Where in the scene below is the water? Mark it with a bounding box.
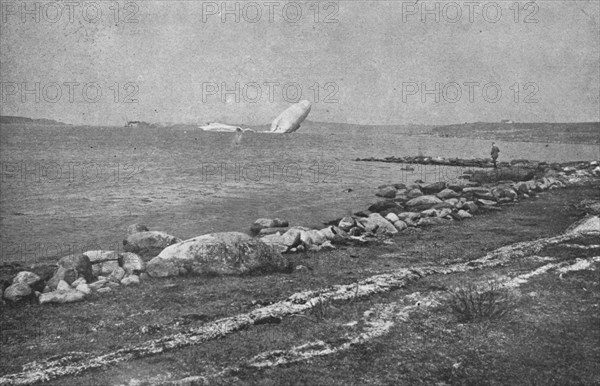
[1,124,598,263]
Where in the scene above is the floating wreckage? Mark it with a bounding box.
[270,100,312,133]
[199,122,254,133]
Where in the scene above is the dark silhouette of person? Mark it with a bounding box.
[491,142,500,168]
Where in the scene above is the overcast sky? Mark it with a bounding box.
[1,1,598,126]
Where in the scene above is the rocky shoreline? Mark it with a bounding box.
[2,157,599,306]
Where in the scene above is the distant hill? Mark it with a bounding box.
[430,122,600,145]
[0,116,68,125]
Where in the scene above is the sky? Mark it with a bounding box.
[1,0,598,126]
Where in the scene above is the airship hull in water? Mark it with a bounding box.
[270,100,312,133]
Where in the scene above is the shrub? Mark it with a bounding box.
[446,281,517,323]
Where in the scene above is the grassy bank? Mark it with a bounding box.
[1,182,599,385]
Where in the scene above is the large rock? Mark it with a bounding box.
[437,188,460,199]
[393,220,408,231]
[261,228,302,252]
[39,289,86,304]
[358,213,398,235]
[12,271,42,290]
[100,260,120,276]
[492,186,518,200]
[83,250,119,264]
[47,254,93,290]
[406,195,442,209]
[123,231,182,258]
[119,252,146,274]
[300,229,327,246]
[385,213,400,223]
[121,275,140,286]
[457,210,473,219]
[338,216,356,231]
[407,188,423,198]
[376,186,396,198]
[420,181,446,194]
[147,232,289,277]
[565,215,600,235]
[108,267,126,282]
[3,283,32,302]
[145,258,180,278]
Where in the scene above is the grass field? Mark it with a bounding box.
[1,181,598,385]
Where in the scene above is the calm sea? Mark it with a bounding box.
[1,124,598,263]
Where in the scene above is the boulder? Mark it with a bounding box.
[108,267,126,282]
[446,182,464,192]
[3,283,32,302]
[39,289,86,304]
[58,254,93,282]
[147,232,289,277]
[385,213,400,223]
[376,186,396,198]
[71,277,86,287]
[457,210,473,219]
[420,181,446,194]
[463,201,479,213]
[393,220,408,231]
[437,208,453,218]
[492,187,518,200]
[437,188,460,199]
[358,213,398,235]
[12,271,42,290]
[88,279,108,291]
[119,252,146,275]
[514,181,529,194]
[565,215,600,235]
[56,280,71,291]
[406,195,442,209]
[338,216,356,231]
[407,188,423,198]
[83,250,119,264]
[123,231,182,258]
[75,283,91,295]
[260,228,302,253]
[128,223,149,234]
[477,199,497,206]
[121,275,140,286]
[300,229,327,246]
[444,198,460,207]
[47,254,93,291]
[421,209,438,217]
[100,260,120,276]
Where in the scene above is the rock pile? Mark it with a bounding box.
[2,159,598,305]
[257,160,599,252]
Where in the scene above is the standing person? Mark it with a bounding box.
[491,142,500,168]
[232,127,243,147]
